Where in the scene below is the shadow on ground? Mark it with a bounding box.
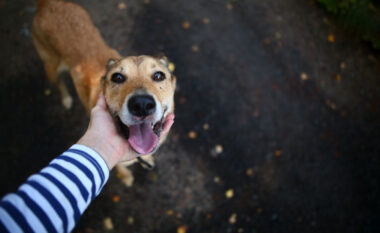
[0,0,379,232]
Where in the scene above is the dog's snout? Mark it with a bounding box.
[128,95,156,117]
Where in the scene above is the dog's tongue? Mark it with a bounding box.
[128,122,158,154]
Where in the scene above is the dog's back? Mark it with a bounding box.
[32,0,120,110]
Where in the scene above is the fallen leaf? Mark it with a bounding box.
[340,62,346,69]
[144,0,150,3]
[177,225,188,233]
[215,145,223,154]
[335,74,341,82]
[167,209,174,216]
[226,3,233,10]
[179,96,186,104]
[274,150,282,157]
[300,72,308,81]
[275,32,281,39]
[168,62,175,72]
[118,2,127,9]
[192,44,200,52]
[225,189,234,199]
[188,130,197,139]
[44,89,51,96]
[182,21,190,29]
[203,123,210,130]
[257,207,263,213]
[238,228,244,233]
[229,213,237,224]
[214,176,221,183]
[202,17,210,24]
[327,34,335,43]
[246,168,254,176]
[112,195,120,203]
[127,216,134,225]
[103,217,113,231]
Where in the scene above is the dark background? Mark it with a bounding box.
[0,0,379,232]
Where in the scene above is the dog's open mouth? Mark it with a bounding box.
[117,117,164,155]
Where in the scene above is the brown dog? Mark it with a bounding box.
[32,0,176,186]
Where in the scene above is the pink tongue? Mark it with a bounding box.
[128,122,159,154]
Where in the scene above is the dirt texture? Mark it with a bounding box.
[0,0,379,233]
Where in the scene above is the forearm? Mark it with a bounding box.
[0,144,109,233]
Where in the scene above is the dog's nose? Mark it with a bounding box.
[128,95,156,117]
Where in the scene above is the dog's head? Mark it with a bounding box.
[102,55,176,155]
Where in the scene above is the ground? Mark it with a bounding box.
[0,0,379,232]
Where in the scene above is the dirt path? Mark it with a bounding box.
[0,0,378,232]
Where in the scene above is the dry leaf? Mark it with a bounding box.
[167,209,174,216]
[168,62,175,72]
[118,2,127,10]
[203,123,210,130]
[182,21,190,29]
[103,217,113,231]
[192,45,200,52]
[327,34,335,43]
[229,213,237,224]
[335,74,342,82]
[340,62,346,69]
[112,195,120,203]
[300,72,308,81]
[274,150,282,157]
[214,176,221,183]
[225,189,234,199]
[246,168,254,176]
[188,131,197,139]
[226,3,233,10]
[44,89,51,96]
[127,216,134,225]
[177,225,188,233]
[202,17,210,24]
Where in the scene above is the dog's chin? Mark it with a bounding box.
[116,117,163,155]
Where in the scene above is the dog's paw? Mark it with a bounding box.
[121,175,134,187]
[62,96,73,110]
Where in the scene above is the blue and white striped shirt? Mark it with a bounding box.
[0,144,110,233]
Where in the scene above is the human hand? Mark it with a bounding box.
[78,95,175,169]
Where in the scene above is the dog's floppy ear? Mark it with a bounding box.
[106,58,118,71]
[154,53,169,68]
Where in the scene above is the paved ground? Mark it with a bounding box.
[0,0,379,232]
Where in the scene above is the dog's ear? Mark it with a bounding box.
[154,53,169,68]
[106,58,118,71]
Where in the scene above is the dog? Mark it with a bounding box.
[32,0,176,186]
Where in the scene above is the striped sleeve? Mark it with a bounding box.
[0,144,110,233]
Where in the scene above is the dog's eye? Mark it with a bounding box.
[111,73,126,83]
[152,71,166,82]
